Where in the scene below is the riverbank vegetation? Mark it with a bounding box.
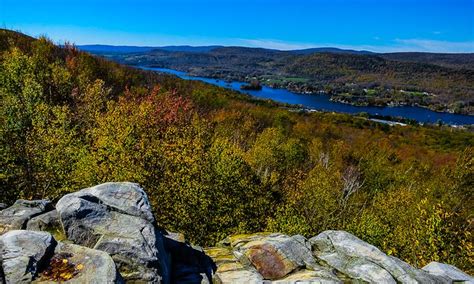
[1,29,473,272]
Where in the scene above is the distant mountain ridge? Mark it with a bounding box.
[381,52,474,70]
[78,44,223,54]
[292,47,375,55]
[78,44,377,55]
[77,44,158,53]
[78,44,474,71]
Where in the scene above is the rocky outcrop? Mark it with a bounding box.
[0,230,120,283]
[1,230,56,282]
[423,262,474,283]
[208,231,473,283]
[0,200,52,235]
[55,182,169,283]
[309,230,449,283]
[0,182,472,283]
[227,233,339,282]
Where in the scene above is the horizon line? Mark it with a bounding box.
[75,43,474,54]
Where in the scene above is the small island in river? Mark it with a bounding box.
[240,80,262,91]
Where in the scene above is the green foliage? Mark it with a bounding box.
[26,104,82,198]
[1,30,473,273]
[246,127,305,186]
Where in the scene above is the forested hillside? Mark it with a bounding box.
[1,29,473,272]
[284,52,474,110]
[381,52,474,70]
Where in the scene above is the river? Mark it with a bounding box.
[141,67,474,125]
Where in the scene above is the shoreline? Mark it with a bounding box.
[181,68,473,117]
[141,65,474,126]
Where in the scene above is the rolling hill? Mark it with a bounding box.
[87,44,474,114]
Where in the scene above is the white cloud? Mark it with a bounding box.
[234,38,386,52]
[234,38,474,53]
[393,39,474,53]
[235,38,316,50]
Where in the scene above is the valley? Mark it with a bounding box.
[142,67,474,125]
[81,45,474,116]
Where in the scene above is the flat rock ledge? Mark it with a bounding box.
[1,182,472,284]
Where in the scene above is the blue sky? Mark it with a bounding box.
[1,0,473,52]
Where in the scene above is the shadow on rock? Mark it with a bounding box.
[163,233,217,284]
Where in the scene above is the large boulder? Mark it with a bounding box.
[0,200,52,235]
[0,230,121,283]
[310,230,449,284]
[422,262,474,283]
[55,182,169,283]
[0,230,56,283]
[67,182,156,223]
[210,233,341,283]
[232,233,339,281]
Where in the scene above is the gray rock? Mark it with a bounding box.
[215,268,263,284]
[71,182,155,223]
[233,233,338,281]
[92,212,166,282]
[0,200,52,235]
[33,242,122,284]
[26,210,61,233]
[205,247,263,284]
[423,262,473,283]
[1,230,122,283]
[0,230,56,283]
[310,230,448,284]
[210,233,341,282]
[0,203,6,210]
[271,269,342,284]
[389,256,451,283]
[164,231,186,243]
[56,182,169,283]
